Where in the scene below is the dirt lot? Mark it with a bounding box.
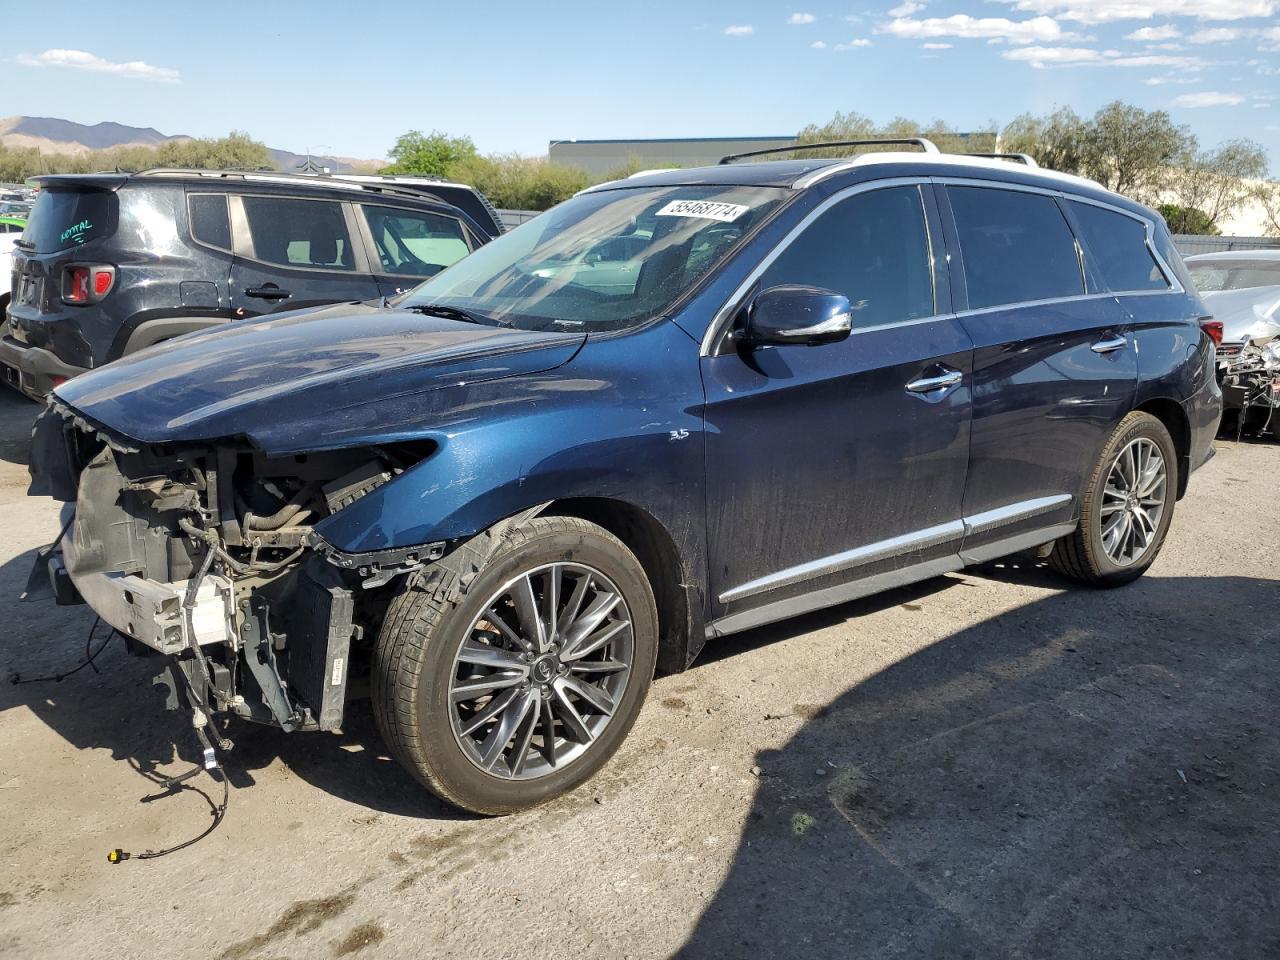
[0,385,1277,960]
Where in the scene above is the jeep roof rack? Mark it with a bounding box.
[719,137,940,164]
[964,152,1039,167]
[135,166,476,204]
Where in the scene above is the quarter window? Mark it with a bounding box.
[361,206,470,277]
[189,193,231,250]
[948,186,1084,310]
[241,196,355,271]
[1068,201,1168,293]
[757,186,935,327]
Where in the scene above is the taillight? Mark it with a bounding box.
[1199,318,1223,346]
[61,264,115,305]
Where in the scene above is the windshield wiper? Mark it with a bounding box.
[403,302,507,327]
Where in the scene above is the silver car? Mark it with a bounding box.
[1187,250,1280,436]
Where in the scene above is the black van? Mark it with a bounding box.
[1,169,498,399]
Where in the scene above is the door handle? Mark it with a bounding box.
[1091,334,1128,354]
[245,285,291,301]
[906,368,963,393]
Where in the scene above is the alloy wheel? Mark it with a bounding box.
[1099,437,1167,567]
[448,562,635,780]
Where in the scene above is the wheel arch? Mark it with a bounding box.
[543,497,700,675]
[1134,397,1190,499]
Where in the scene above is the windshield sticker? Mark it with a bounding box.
[656,200,749,223]
[60,219,93,245]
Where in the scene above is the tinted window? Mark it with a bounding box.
[1068,201,1167,292]
[23,189,115,253]
[758,186,934,327]
[362,206,469,277]
[241,196,354,271]
[948,186,1083,310]
[189,193,231,250]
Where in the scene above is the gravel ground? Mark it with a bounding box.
[0,385,1277,960]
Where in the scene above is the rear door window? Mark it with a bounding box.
[1068,201,1168,293]
[757,185,935,327]
[947,186,1084,310]
[361,206,470,277]
[241,196,355,271]
[23,189,116,253]
[188,193,231,251]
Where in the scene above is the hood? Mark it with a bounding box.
[1202,284,1280,344]
[54,303,585,448]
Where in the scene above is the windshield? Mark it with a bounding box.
[1189,259,1280,293]
[397,185,789,331]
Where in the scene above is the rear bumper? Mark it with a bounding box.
[0,336,86,400]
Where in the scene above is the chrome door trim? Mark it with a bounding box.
[699,177,932,358]
[717,519,964,604]
[963,493,1072,536]
[707,518,1077,639]
[717,493,1074,606]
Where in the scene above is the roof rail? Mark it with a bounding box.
[135,167,472,203]
[964,152,1039,167]
[719,138,940,164]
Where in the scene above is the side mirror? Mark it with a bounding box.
[742,285,852,347]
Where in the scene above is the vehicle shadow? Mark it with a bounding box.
[0,388,37,466]
[675,568,1280,960]
[0,543,472,822]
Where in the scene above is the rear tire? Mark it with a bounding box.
[373,515,658,815]
[1049,411,1178,587]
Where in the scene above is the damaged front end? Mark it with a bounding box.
[26,399,440,734]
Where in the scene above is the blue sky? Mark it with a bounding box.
[2,0,1277,170]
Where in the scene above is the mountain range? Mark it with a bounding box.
[0,115,383,173]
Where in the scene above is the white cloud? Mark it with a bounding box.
[889,0,926,14]
[922,41,954,47]
[1143,73,1196,82]
[880,13,1068,43]
[994,0,1276,24]
[788,12,817,24]
[835,37,874,49]
[811,39,828,48]
[1188,26,1242,40]
[723,24,755,36]
[1171,90,1246,105]
[1002,44,1206,66]
[1125,24,1182,39]
[14,48,179,83]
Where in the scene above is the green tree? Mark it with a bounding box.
[381,130,478,176]
[1000,107,1090,173]
[1165,138,1268,230]
[1080,101,1192,201]
[1157,203,1220,235]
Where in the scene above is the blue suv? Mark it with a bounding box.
[27,140,1221,814]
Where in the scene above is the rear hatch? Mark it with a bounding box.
[7,179,122,366]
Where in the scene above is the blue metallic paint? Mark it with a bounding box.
[39,156,1223,672]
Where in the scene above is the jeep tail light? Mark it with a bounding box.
[61,264,116,305]
[1199,318,1223,346]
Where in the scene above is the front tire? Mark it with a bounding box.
[373,515,658,815]
[1049,411,1178,587]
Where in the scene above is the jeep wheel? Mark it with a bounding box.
[373,515,658,815]
[1049,411,1178,587]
